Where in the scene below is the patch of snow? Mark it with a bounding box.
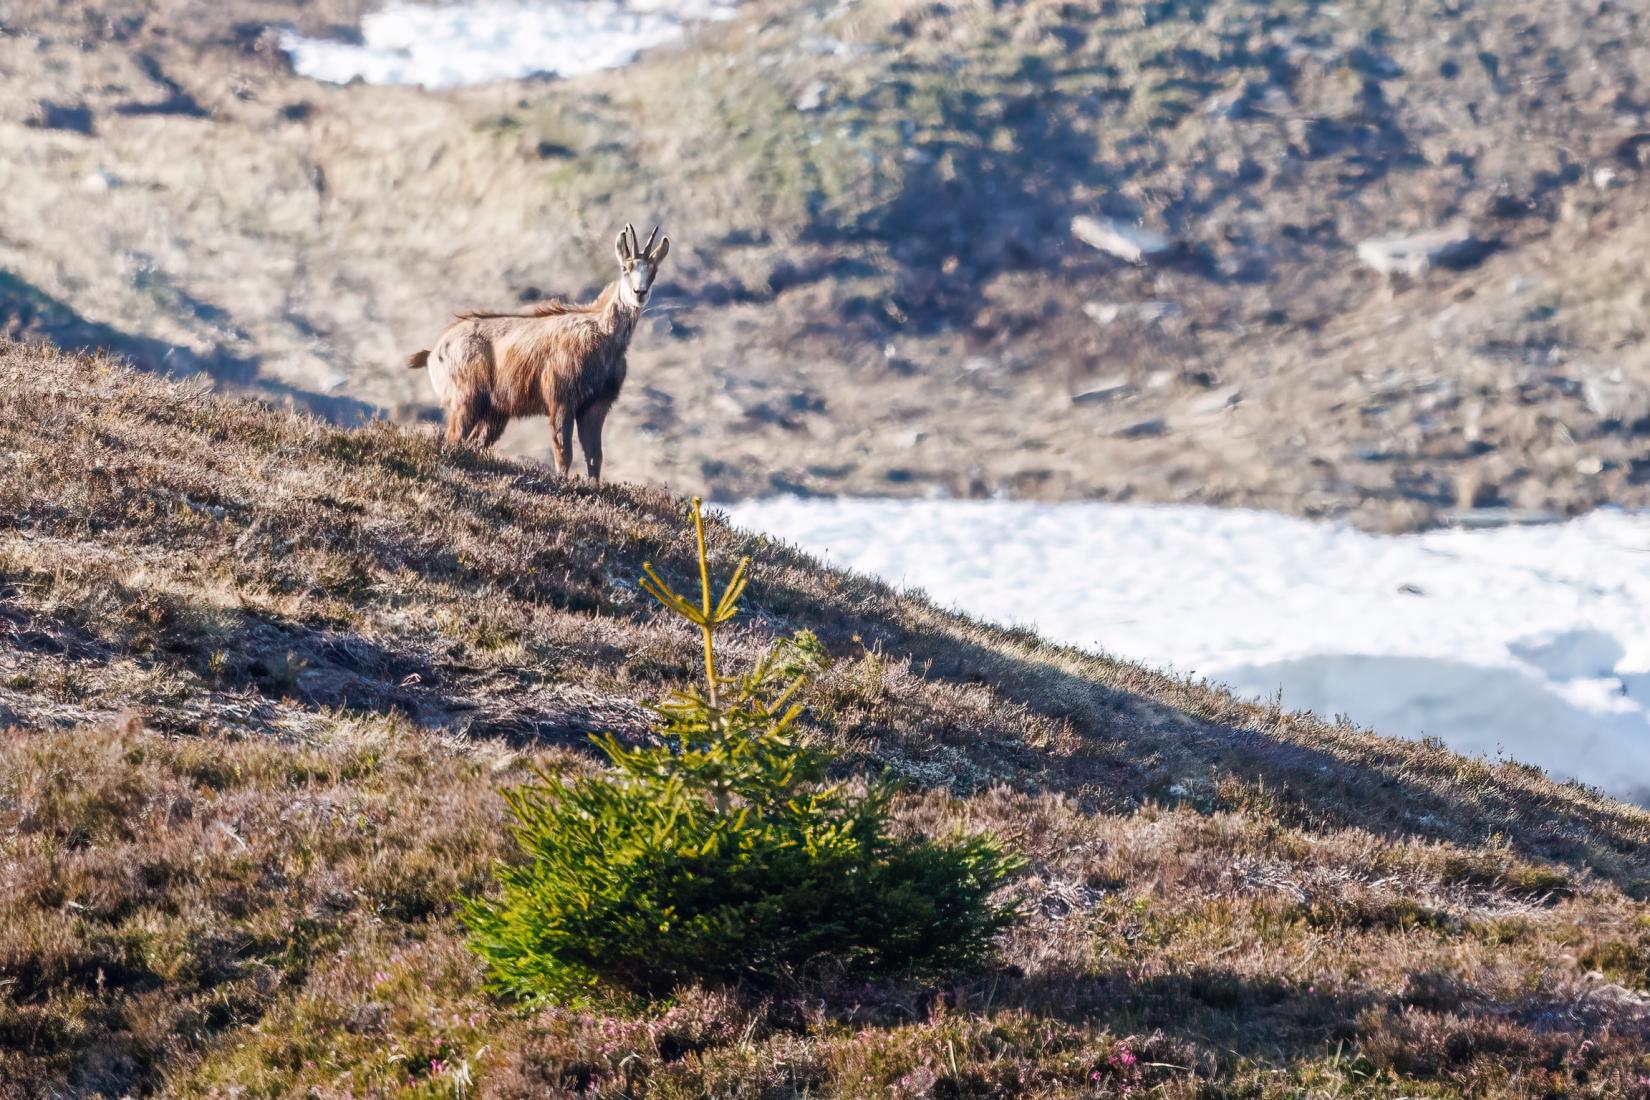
[281,0,740,89]
[720,499,1650,802]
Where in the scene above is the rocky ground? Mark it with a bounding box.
[3,0,1650,528]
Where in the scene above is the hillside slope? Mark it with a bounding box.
[3,341,1650,1096]
[5,0,1650,528]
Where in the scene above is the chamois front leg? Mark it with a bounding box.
[548,403,576,477]
[575,400,612,484]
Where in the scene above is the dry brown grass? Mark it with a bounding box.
[3,341,1650,1097]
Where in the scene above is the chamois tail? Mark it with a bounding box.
[405,349,430,370]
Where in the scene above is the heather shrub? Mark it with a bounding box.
[463,500,1020,1003]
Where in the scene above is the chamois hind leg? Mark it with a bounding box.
[446,391,491,446]
[547,403,576,477]
[575,400,613,484]
[469,412,508,449]
[444,400,476,445]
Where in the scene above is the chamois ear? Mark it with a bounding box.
[649,235,670,264]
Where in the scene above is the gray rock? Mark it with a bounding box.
[1083,300,1182,326]
[1071,376,1136,406]
[1184,386,1242,415]
[1357,226,1492,278]
[1579,364,1650,422]
[1116,418,1168,439]
[1071,216,1174,264]
[794,80,827,112]
[81,169,121,193]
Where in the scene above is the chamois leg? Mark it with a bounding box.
[445,403,475,445]
[548,403,576,477]
[575,400,612,484]
[469,412,508,449]
[446,392,490,446]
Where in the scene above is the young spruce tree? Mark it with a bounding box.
[463,499,1020,1004]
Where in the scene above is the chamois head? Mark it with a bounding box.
[615,222,670,307]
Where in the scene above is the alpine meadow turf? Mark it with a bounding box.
[3,341,1650,1097]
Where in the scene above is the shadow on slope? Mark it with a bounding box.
[0,269,376,422]
[819,57,1112,332]
[1218,652,1650,805]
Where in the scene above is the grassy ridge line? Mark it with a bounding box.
[2,339,1649,1096]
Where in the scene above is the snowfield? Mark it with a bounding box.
[722,499,1650,803]
[281,0,739,88]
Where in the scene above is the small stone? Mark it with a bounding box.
[1356,225,1492,278]
[1083,300,1181,326]
[1071,376,1136,406]
[1071,216,1174,264]
[1579,364,1649,422]
[1116,418,1168,439]
[1185,386,1242,415]
[81,169,121,192]
[798,36,851,57]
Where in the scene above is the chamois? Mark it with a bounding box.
[405,223,670,482]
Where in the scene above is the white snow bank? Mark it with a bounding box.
[720,499,1650,802]
[281,0,739,89]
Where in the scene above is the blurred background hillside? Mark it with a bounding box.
[5,0,1650,530]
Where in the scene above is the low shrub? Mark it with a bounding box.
[462,500,1021,1003]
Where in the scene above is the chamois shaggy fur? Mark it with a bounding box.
[406,223,669,482]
